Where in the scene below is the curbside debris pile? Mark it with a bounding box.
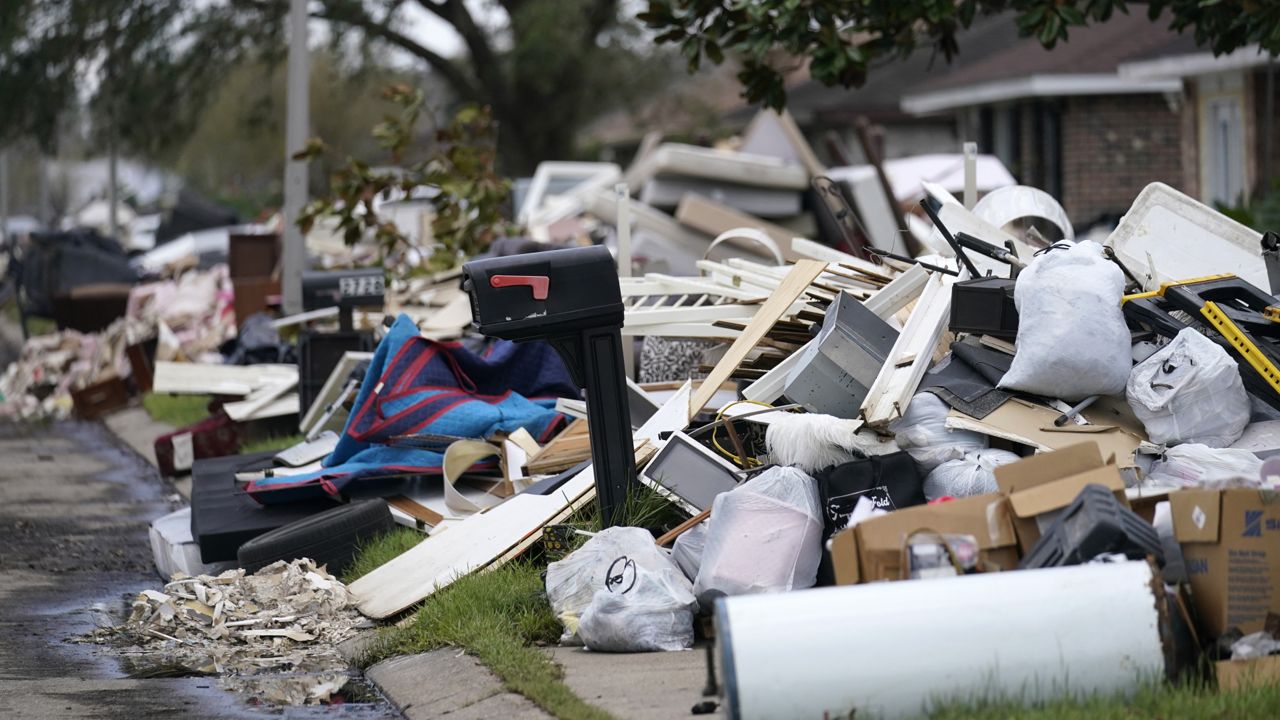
[23,113,1280,716]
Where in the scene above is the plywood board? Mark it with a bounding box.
[352,452,633,619]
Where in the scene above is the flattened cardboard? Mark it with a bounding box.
[947,397,1145,468]
[994,442,1130,554]
[1170,488,1280,638]
[1216,656,1280,692]
[831,493,1017,585]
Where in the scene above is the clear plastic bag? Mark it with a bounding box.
[670,521,707,583]
[693,466,823,606]
[545,526,696,648]
[1145,443,1263,489]
[922,448,1021,501]
[890,393,988,471]
[998,241,1131,401]
[1126,328,1250,447]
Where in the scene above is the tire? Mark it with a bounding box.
[237,499,395,577]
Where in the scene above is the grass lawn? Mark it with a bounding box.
[141,393,213,427]
[1,299,56,337]
[925,680,1280,719]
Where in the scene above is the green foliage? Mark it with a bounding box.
[361,560,613,720]
[174,51,408,217]
[639,0,1280,110]
[341,527,423,584]
[141,393,212,428]
[297,86,516,273]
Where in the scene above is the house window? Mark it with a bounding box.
[1197,72,1247,207]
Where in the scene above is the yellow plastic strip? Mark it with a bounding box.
[1200,301,1280,395]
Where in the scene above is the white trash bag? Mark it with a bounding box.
[1145,444,1263,489]
[1126,328,1249,447]
[546,526,695,650]
[998,240,1131,401]
[890,393,987,471]
[670,521,708,583]
[923,448,1021,501]
[694,466,823,606]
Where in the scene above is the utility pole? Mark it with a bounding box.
[281,0,310,314]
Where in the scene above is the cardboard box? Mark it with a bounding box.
[1169,488,1280,638]
[994,442,1129,555]
[830,493,1018,584]
[1215,656,1280,692]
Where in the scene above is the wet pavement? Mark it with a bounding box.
[0,420,399,719]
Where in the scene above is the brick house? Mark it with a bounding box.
[897,13,1278,228]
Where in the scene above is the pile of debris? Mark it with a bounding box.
[33,111,1280,715]
[87,559,365,705]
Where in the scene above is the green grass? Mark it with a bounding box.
[1,299,56,337]
[922,679,1280,719]
[142,393,213,427]
[240,433,306,454]
[361,560,612,720]
[345,486,684,719]
[342,527,424,585]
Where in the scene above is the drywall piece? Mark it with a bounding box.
[676,195,801,260]
[861,271,957,427]
[1105,181,1265,290]
[298,351,373,436]
[642,177,802,217]
[739,109,825,179]
[152,361,297,396]
[716,561,1167,719]
[224,392,300,422]
[223,378,297,421]
[350,468,597,618]
[690,261,828,416]
[624,143,809,191]
[586,188,712,256]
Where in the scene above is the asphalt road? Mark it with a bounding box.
[0,419,395,719]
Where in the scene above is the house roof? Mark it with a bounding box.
[730,14,1025,127]
[901,12,1198,114]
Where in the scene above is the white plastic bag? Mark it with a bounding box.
[694,466,823,606]
[998,241,1131,401]
[545,526,696,648]
[1126,328,1249,447]
[922,448,1021,501]
[1145,444,1263,489]
[890,393,987,470]
[670,521,707,583]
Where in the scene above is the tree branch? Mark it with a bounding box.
[412,0,508,102]
[315,1,483,101]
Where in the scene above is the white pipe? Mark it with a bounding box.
[715,561,1168,720]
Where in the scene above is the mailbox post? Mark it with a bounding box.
[462,245,635,527]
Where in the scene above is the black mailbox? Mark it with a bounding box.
[462,245,634,526]
[302,268,386,311]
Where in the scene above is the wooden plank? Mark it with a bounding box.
[690,260,827,416]
[655,508,711,547]
[387,496,445,527]
[860,271,957,427]
[351,441,660,619]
